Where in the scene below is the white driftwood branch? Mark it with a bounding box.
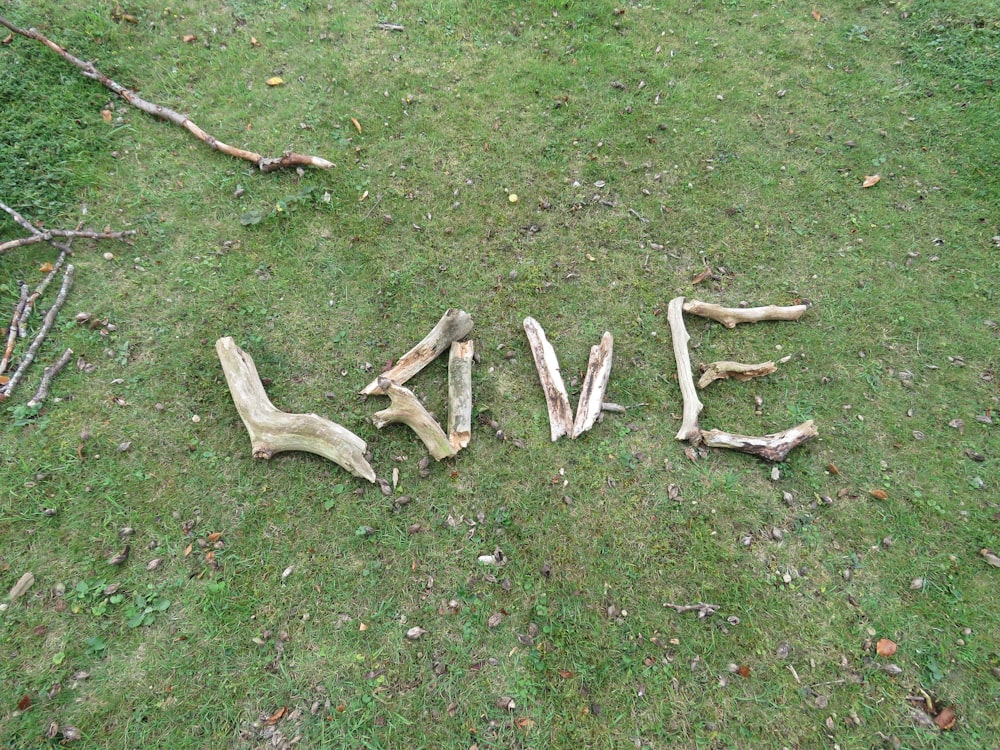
[371,376,457,460]
[698,360,777,389]
[682,300,808,328]
[360,308,473,395]
[215,337,376,481]
[447,340,474,451]
[701,420,818,462]
[523,316,574,441]
[572,331,614,438]
[667,297,703,443]
[0,228,134,255]
[0,16,333,173]
[1,265,74,399]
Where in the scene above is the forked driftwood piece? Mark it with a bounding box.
[667,297,703,443]
[360,309,473,396]
[215,337,376,481]
[698,360,777,389]
[0,16,333,173]
[447,340,474,451]
[27,347,74,408]
[701,420,818,462]
[663,601,721,619]
[1,265,75,399]
[683,299,808,328]
[371,376,457,460]
[523,316,574,441]
[572,332,614,438]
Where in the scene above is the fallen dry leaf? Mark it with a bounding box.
[862,174,881,188]
[405,626,427,640]
[107,545,130,566]
[264,706,287,725]
[206,531,223,543]
[934,705,957,730]
[17,694,31,711]
[690,268,712,285]
[2,33,14,45]
[182,34,197,43]
[737,665,751,678]
[869,489,889,500]
[351,117,362,134]
[39,261,54,273]
[514,716,535,731]
[980,548,1000,568]
[101,109,113,124]
[250,36,260,47]
[876,638,897,657]
[811,10,822,21]
[265,76,285,86]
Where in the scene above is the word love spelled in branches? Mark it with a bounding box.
[217,300,816,483]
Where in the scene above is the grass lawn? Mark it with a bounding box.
[1,0,998,747]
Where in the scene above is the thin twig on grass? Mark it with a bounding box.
[0,265,74,399]
[27,347,74,407]
[1,284,29,375]
[0,15,335,173]
[0,228,134,255]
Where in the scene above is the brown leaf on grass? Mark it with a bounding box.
[690,268,712,285]
[39,261,55,273]
[182,34,197,43]
[862,174,881,188]
[266,76,285,86]
[934,705,957,730]
[250,36,261,47]
[2,33,14,45]
[558,669,574,678]
[101,109,113,124]
[0,375,9,386]
[17,694,31,711]
[876,638,897,657]
[737,665,751,678]
[826,462,840,475]
[351,117,362,134]
[107,546,130,565]
[264,706,287,725]
[514,716,535,731]
[980,549,1000,568]
[183,542,193,556]
[869,489,889,500]
[206,531,223,543]
[811,10,822,21]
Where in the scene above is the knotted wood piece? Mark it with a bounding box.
[572,331,614,438]
[682,300,808,328]
[697,360,777,389]
[360,309,473,396]
[447,340,474,451]
[215,337,375,481]
[667,297,704,443]
[701,420,818,462]
[522,316,574,441]
[371,376,456,461]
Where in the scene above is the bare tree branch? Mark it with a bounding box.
[0,228,134,255]
[0,15,334,173]
[27,347,74,407]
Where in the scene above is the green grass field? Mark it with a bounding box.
[2,1,998,747]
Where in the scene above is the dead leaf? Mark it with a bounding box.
[206,531,223,543]
[487,612,503,628]
[690,268,712,285]
[558,669,574,678]
[351,117,362,134]
[0,375,9,386]
[980,549,1000,568]
[811,10,822,21]
[264,706,287,725]
[876,638,897,657]
[107,545,130,566]
[514,716,535,731]
[101,109,113,124]
[737,665,751,678]
[39,261,55,273]
[862,174,881,188]
[405,626,427,640]
[266,76,285,87]
[183,542,193,556]
[17,694,31,711]
[869,489,889,500]
[826,462,840,475]
[250,36,261,47]
[934,705,957,730]
[182,34,197,43]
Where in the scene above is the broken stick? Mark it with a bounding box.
[371,376,456,461]
[1,265,75,399]
[360,308,473,396]
[0,228,134,255]
[0,16,333,173]
[447,340,474,451]
[522,316,574,441]
[682,299,808,328]
[572,331,614,438]
[215,337,376,481]
[27,347,73,407]
[701,420,818,462]
[667,297,703,443]
[698,360,777,389]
